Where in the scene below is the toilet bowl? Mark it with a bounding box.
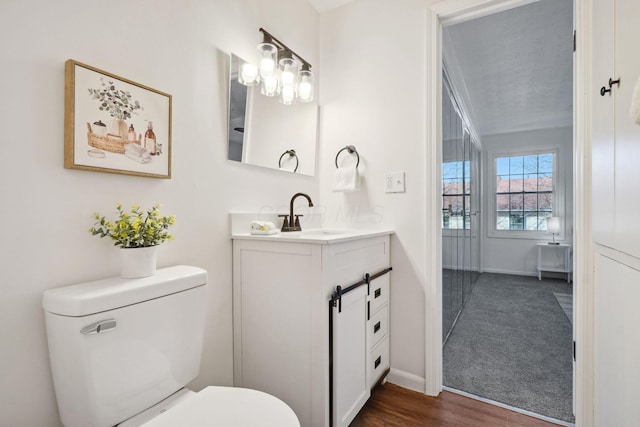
[42,265,299,427]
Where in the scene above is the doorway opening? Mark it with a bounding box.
[438,0,575,424]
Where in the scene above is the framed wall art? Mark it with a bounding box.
[64,59,172,178]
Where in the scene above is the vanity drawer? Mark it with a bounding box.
[369,335,389,387]
[368,273,389,314]
[368,303,388,349]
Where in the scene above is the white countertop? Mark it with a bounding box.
[231,228,394,244]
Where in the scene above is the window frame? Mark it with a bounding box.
[442,158,471,232]
[487,146,564,240]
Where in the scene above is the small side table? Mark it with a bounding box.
[537,243,572,282]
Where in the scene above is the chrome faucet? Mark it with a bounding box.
[280,192,314,232]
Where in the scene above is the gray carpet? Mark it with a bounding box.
[443,273,574,423]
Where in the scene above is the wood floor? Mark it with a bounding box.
[350,384,562,427]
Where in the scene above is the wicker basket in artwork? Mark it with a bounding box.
[86,122,141,154]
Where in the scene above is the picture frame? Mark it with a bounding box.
[64,59,172,179]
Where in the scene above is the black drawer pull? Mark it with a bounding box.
[374,356,381,368]
[374,321,381,333]
[374,288,381,298]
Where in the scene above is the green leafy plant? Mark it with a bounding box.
[88,78,143,120]
[89,203,175,248]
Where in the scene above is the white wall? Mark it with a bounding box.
[481,126,573,275]
[0,1,318,425]
[318,0,434,389]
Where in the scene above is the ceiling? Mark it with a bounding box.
[306,0,354,13]
[444,0,574,137]
[307,0,573,137]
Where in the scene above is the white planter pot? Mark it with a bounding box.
[120,246,158,279]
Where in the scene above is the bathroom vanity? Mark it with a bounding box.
[231,229,392,427]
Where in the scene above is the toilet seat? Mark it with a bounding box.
[141,386,300,427]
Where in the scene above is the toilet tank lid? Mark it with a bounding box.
[43,265,207,316]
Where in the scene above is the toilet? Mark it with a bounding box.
[42,265,299,427]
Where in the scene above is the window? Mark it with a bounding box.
[442,160,470,229]
[495,152,554,231]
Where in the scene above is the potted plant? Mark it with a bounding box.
[89,203,175,278]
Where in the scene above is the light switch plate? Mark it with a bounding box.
[384,171,405,193]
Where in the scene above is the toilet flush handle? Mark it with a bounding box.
[80,319,117,335]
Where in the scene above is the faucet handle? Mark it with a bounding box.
[294,214,304,228]
[278,214,289,231]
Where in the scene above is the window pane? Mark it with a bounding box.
[443,178,454,195]
[539,154,553,173]
[497,175,510,193]
[443,196,463,213]
[524,194,537,211]
[510,176,524,193]
[496,157,510,175]
[523,155,537,174]
[510,194,523,211]
[496,194,509,212]
[523,173,537,191]
[497,213,510,230]
[525,212,540,230]
[442,162,456,179]
[510,156,524,174]
[510,213,524,230]
[538,193,553,212]
[538,173,552,192]
[539,211,553,231]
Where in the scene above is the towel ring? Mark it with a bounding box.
[335,145,360,169]
[278,149,299,173]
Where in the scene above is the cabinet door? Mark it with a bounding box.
[613,0,640,258]
[594,254,640,425]
[591,0,615,246]
[332,285,369,427]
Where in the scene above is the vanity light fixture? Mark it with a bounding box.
[547,216,560,244]
[238,28,314,105]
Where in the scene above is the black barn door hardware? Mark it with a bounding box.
[600,77,621,96]
[330,267,392,313]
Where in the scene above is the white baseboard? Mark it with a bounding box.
[442,265,479,271]
[386,368,426,393]
[481,267,537,277]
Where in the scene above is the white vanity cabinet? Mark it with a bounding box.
[231,231,391,427]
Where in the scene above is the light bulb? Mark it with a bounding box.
[238,63,259,86]
[298,82,312,101]
[259,58,275,76]
[281,70,295,86]
[297,68,313,102]
[280,85,295,105]
[261,75,278,97]
[257,42,278,78]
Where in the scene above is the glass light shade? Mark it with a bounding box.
[238,62,260,86]
[278,56,298,105]
[261,74,279,97]
[257,42,278,78]
[279,57,298,85]
[547,216,560,233]
[297,69,314,102]
[280,85,296,105]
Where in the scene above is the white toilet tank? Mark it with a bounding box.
[43,265,208,427]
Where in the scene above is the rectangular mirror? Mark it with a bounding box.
[227,53,318,176]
